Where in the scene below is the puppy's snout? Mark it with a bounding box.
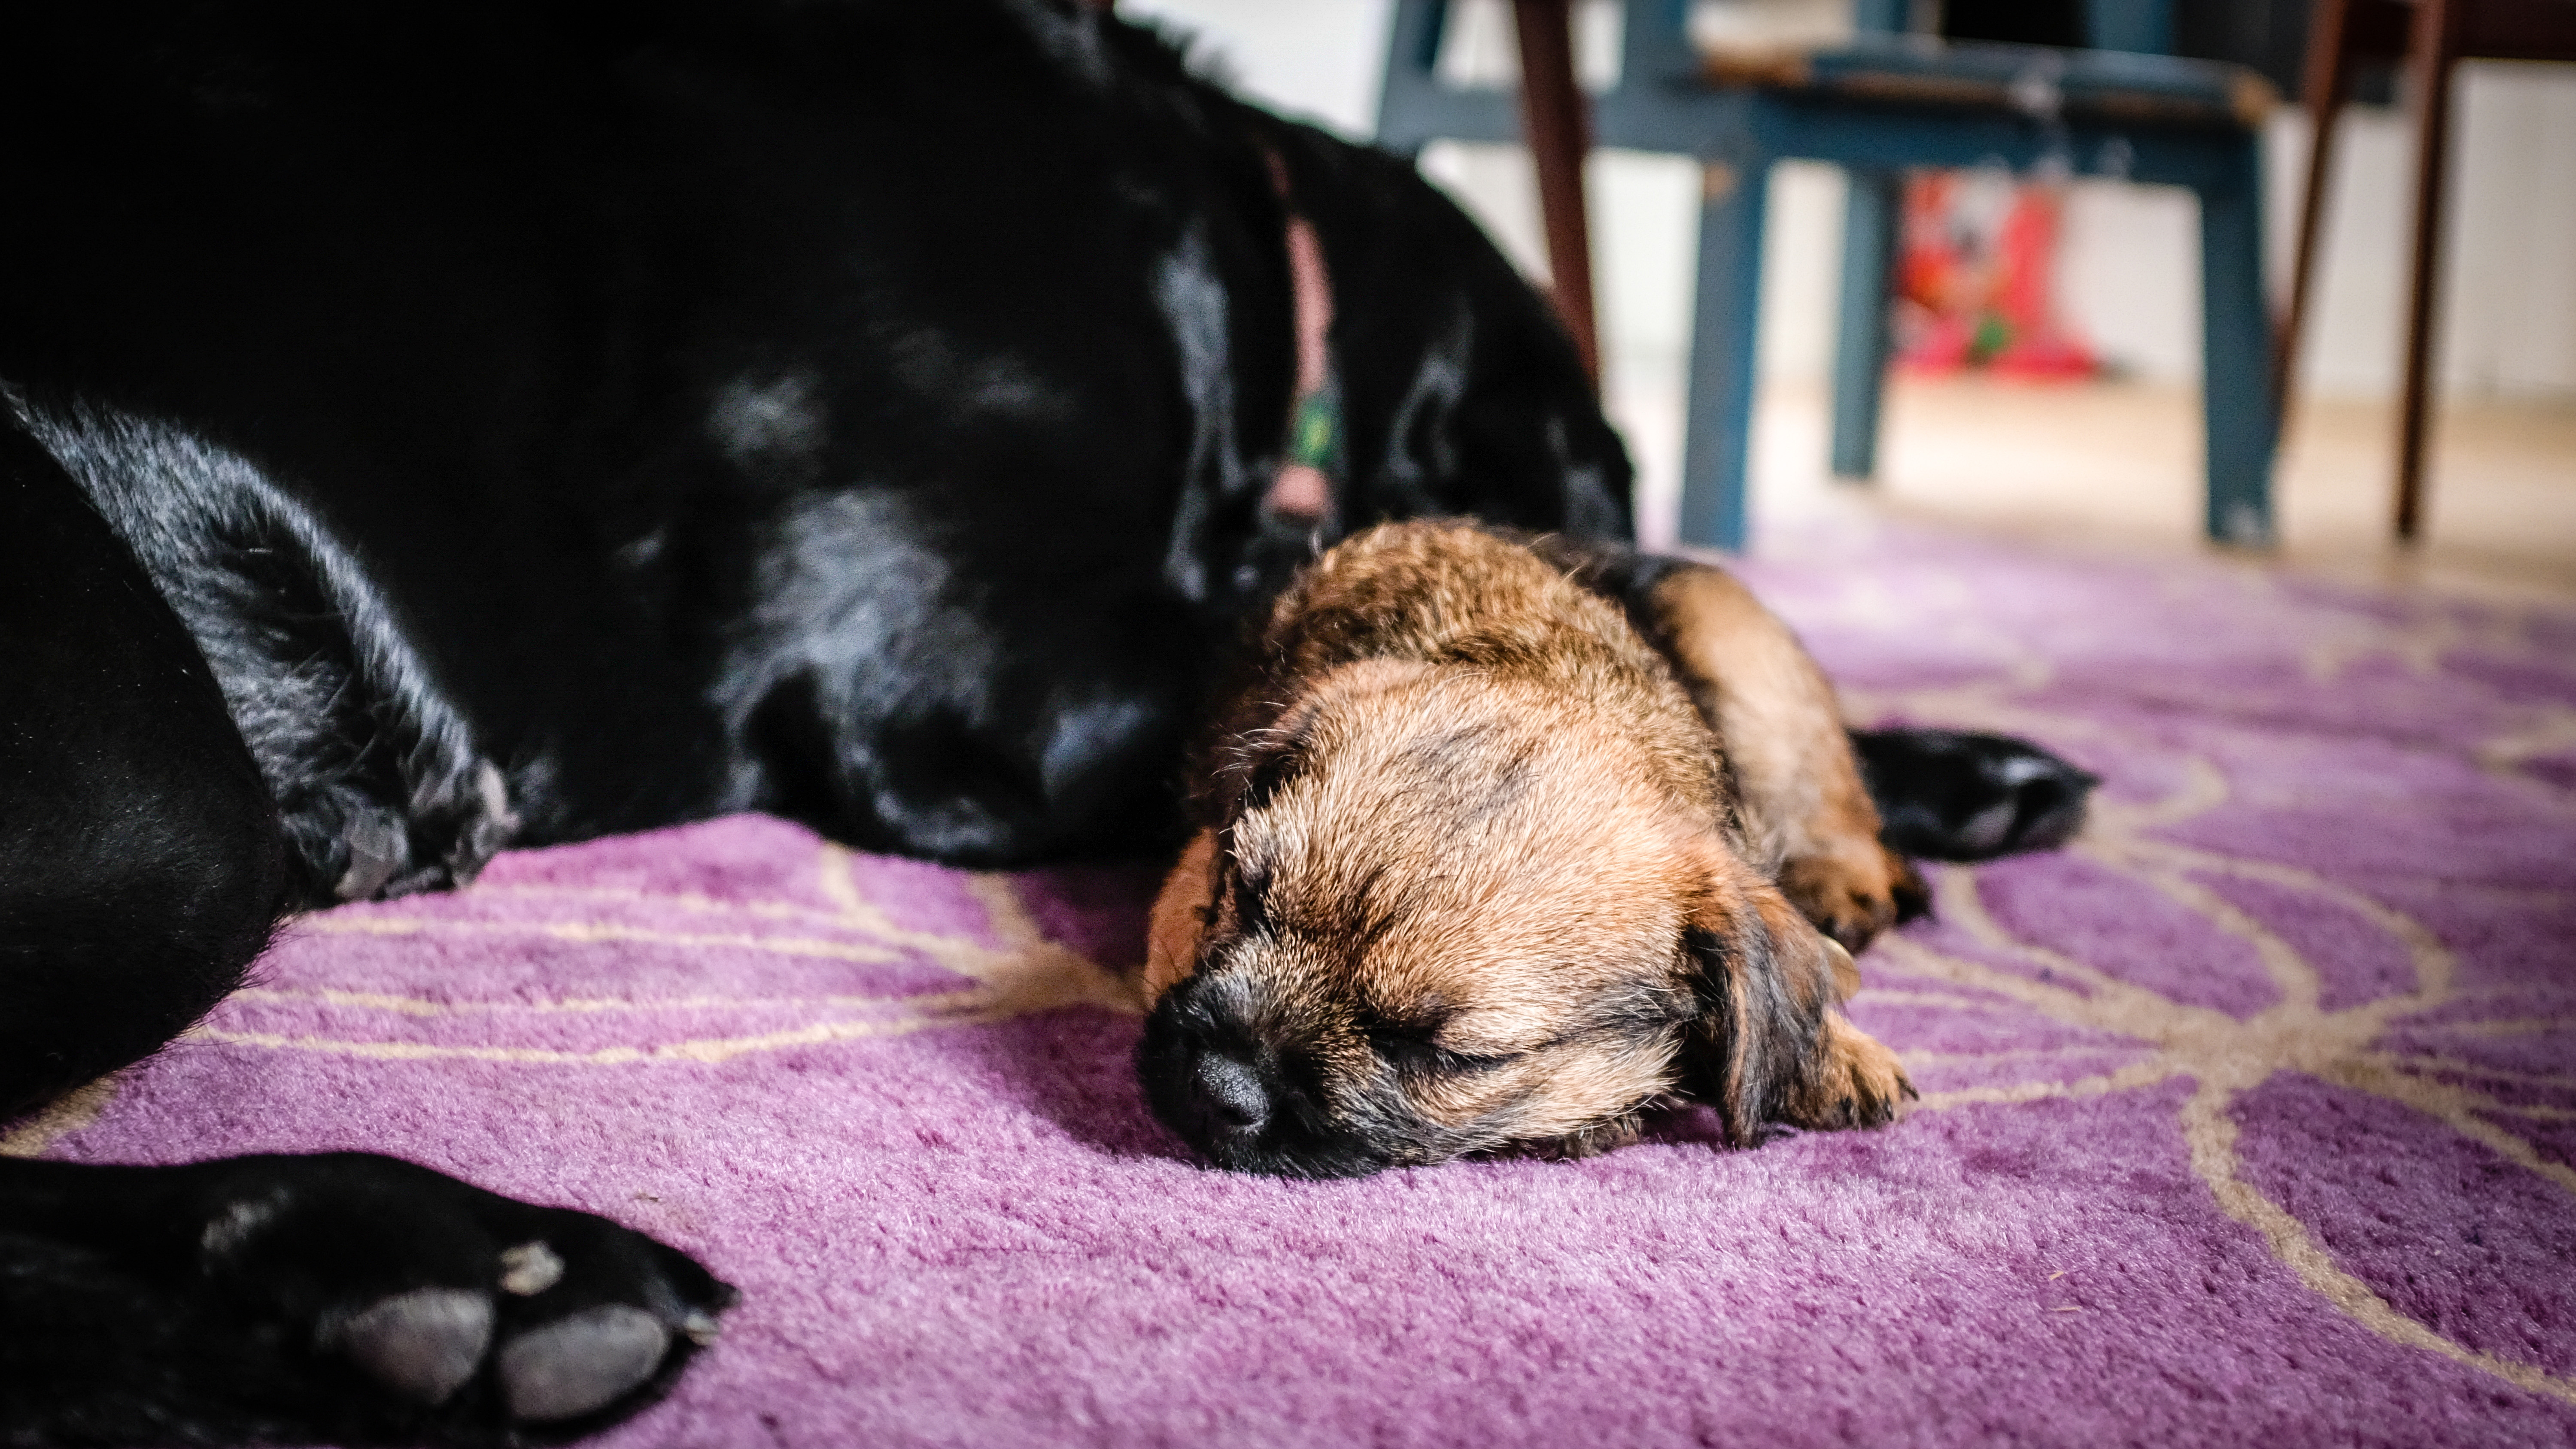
[1190,1053,1273,1134]
[1139,973,1391,1176]
[1139,977,1283,1144]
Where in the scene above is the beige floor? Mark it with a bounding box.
[1613,373,2576,604]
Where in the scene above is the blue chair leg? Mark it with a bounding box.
[1830,167,1903,482]
[1678,159,1771,552]
[2196,135,2277,546]
[1374,0,1449,158]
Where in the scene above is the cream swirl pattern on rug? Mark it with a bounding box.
[19,521,2576,1447]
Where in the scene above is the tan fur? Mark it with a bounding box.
[1145,828,1219,1003]
[1151,521,1911,1166]
[1647,567,1921,952]
[1781,1015,1914,1131]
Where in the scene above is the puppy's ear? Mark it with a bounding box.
[1144,829,1221,1006]
[1676,841,1850,1146]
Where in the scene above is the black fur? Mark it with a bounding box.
[0,0,2078,1439]
[1852,728,2099,861]
[0,427,291,1119]
[11,393,518,907]
[1679,922,1815,1148]
[0,1153,730,1447]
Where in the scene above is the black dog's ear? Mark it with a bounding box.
[1677,852,1849,1147]
[1850,728,2098,862]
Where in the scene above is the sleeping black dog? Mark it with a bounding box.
[0,0,2092,1443]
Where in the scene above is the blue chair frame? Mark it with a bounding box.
[1376,0,2278,552]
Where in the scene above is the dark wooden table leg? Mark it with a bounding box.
[2273,0,2355,433]
[2395,0,2464,541]
[1511,0,1601,388]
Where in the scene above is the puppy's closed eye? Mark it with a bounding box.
[1371,1030,1522,1077]
[1363,1004,1526,1076]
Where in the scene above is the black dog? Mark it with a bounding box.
[0,1,2093,1442]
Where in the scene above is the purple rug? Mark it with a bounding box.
[11,522,2576,1446]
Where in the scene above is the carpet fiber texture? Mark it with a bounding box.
[10,524,2576,1446]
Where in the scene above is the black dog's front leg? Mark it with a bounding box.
[0,1153,732,1447]
[3,424,730,1446]
[12,392,519,907]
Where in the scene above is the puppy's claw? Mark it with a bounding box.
[498,1304,670,1422]
[1820,937,1859,1001]
[1778,849,1911,956]
[331,1288,494,1405]
[1785,1017,1912,1131]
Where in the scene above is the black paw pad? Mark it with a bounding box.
[177,1152,730,1441]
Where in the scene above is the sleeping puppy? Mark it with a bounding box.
[1138,522,1921,1178]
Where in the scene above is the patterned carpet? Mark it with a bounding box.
[9,521,2575,1446]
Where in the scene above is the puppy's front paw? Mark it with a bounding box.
[193,1152,730,1440]
[1777,846,1919,955]
[1783,1016,1915,1131]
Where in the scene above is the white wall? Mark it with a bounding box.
[1120,0,2576,401]
[1117,0,1394,137]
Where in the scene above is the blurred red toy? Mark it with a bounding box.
[1893,168,2097,380]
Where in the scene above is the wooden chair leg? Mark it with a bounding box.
[2273,0,2356,431]
[2395,0,2464,541]
[1830,169,1902,482]
[2199,134,2278,547]
[1511,0,1600,388]
[1678,161,1770,553]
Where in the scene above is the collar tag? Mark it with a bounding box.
[1290,377,1341,472]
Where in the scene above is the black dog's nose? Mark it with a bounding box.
[1192,1053,1271,1134]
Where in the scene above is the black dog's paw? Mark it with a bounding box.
[290,756,519,903]
[391,755,521,897]
[187,1152,731,1442]
[1850,727,2098,862]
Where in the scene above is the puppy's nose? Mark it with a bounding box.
[1192,1053,1271,1134]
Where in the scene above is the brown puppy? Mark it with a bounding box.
[1136,521,1919,1177]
